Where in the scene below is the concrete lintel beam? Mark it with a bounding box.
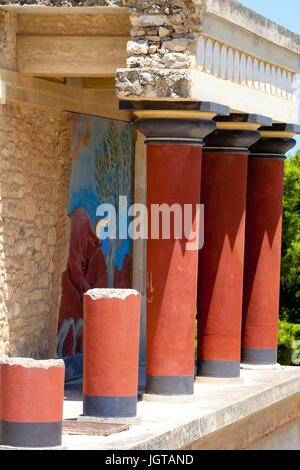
[16,34,128,77]
[0,68,131,121]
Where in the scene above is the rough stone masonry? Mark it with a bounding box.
[116,0,207,99]
[0,102,71,359]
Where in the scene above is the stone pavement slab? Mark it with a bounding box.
[61,366,300,450]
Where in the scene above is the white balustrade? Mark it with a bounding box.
[196,36,296,102]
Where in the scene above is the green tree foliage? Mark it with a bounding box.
[280,152,300,323]
[277,320,300,365]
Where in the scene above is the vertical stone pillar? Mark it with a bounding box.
[0,358,65,449]
[196,115,270,380]
[83,289,141,420]
[132,131,148,390]
[122,101,228,397]
[242,124,300,366]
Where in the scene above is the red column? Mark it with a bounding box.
[197,151,248,378]
[196,115,266,379]
[129,102,227,396]
[83,289,141,418]
[242,125,299,365]
[0,358,65,448]
[145,143,203,395]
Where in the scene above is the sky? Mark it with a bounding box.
[238,0,300,154]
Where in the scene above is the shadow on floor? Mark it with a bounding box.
[63,365,146,402]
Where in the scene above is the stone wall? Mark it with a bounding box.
[116,0,206,98]
[0,9,17,71]
[0,102,71,358]
[126,0,204,70]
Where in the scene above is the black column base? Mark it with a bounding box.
[197,360,241,378]
[83,395,137,418]
[146,375,194,396]
[0,420,62,448]
[241,348,278,365]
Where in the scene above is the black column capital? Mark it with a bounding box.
[250,123,300,159]
[119,100,229,145]
[204,114,272,153]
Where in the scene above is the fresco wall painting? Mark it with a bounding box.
[57,113,133,379]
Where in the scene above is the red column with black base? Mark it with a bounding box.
[242,125,299,365]
[128,102,228,396]
[196,115,267,379]
[0,358,65,449]
[83,289,141,418]
[145,142,203,395]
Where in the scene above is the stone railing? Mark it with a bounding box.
[196,35,296,102]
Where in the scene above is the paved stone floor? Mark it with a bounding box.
[62,366,300,450]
